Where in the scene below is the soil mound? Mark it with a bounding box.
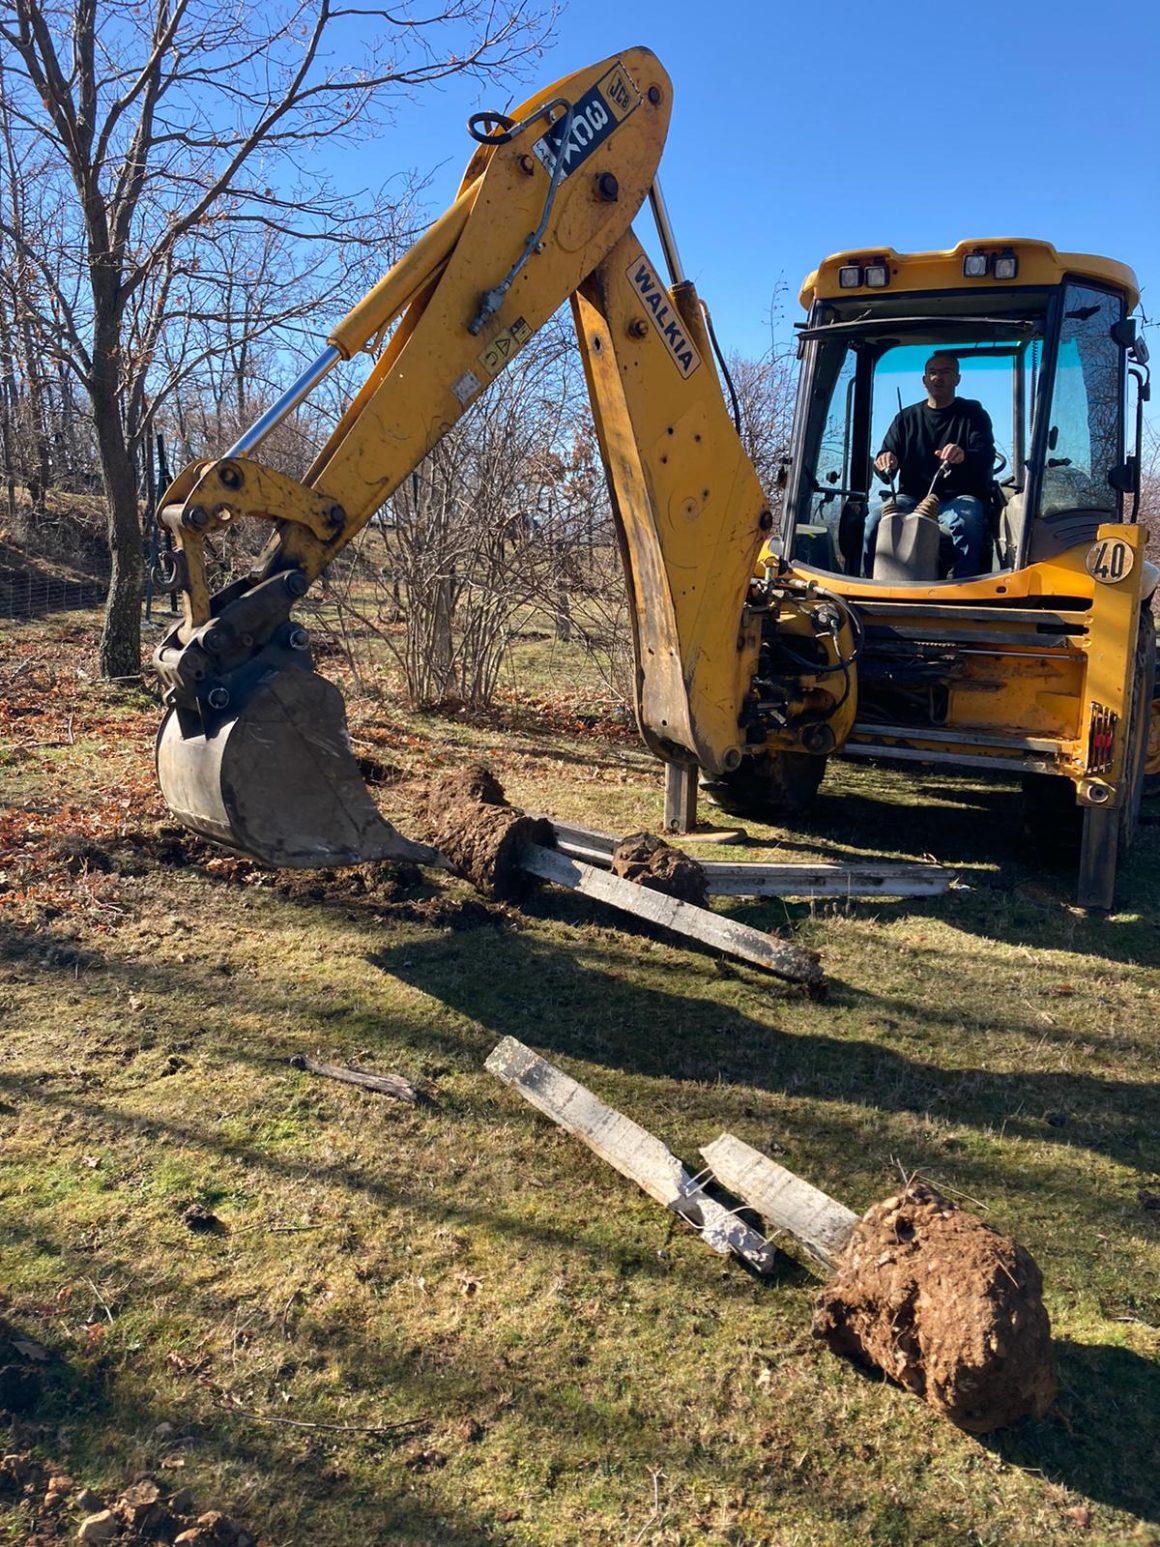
[419,764,552,899]
[611,831,708,906]
[812,1183,1056,1433]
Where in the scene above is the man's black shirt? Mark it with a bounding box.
[880,398,995,501]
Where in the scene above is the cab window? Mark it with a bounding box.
[1040,283,1123,516]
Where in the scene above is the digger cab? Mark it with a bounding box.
[773,239,1156,907]
[781,239,1147,584]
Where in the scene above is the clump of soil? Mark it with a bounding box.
[418,765,552,900]
[611,832,708,906]
[47,834,116,875]
[119,828,426,904]
[270,860,424,906]
[390,896,509,931]
[0,1459,259,1546]
[812,1183,1056,1433]
[78,1478,258,1545]
[181,1201,226,1234]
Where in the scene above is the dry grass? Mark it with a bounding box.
[0,610,1157,1546]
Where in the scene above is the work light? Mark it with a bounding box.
[992,252,1019,280]
[838,265,862,288]
[962,252,989,278]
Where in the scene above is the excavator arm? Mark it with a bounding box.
[153,48,855,867]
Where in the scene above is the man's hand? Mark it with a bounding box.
[875,451,899,475]
[936,443,966,466]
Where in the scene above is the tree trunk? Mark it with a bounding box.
[91,375,144,681]
[555,544,572,642]
[431,571,455,698]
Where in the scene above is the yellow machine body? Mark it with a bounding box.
[151,63,1152,908]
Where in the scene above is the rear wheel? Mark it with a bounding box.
[700,750,827,818]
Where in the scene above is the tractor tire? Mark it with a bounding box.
[700,750,827,818]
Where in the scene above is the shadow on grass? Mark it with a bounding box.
[361,927,1158,1174]
[3,896,1156,1179]
[4,910,1157,1538]
[0,1302,512,1546]
[0,1065,810,1299]
[0,1146,808,1546]
[775,773,1020,868]
[740,762,1160,962]
[987,1340,1160,1523]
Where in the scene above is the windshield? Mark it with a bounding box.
[870,341,1035,482]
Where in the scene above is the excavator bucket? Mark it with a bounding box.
[156,663,445,870]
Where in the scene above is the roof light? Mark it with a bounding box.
[838,264,863,289]
[864,261,889,288]
[992,251,1019,281]
[962,252,989,279]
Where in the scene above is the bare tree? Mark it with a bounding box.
[728,345,796,509]
[324,314,619,709]
[0,0,553,680]
[382,319,578,707]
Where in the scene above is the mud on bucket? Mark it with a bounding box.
[156,664,444,870]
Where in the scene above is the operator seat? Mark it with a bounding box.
[870,507,941,582]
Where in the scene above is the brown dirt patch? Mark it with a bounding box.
[812,1183,1056,1433]
[611,831,708,906]
[0,1456,259,1546]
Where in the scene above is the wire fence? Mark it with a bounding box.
[0,571,108,619]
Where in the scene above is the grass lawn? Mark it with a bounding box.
[1,610,1157,1546]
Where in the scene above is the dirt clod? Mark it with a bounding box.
[812,1183,1056,1433]
[404,1446,448,1473]
[77,1510,120,1544]
[49,835,115,875]
[173,1510,256,1546]
[0,1450,43,1497]
[418,765,552,900]
[181,1203,225,1234]
[611,832,708,906]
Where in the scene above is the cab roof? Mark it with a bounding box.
[800,238,1140,312]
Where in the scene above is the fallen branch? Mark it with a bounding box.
[218,1400,427,1436]
[485,1037,776,1276]
[288,1055,420,1104]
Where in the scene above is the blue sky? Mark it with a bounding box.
[331,1,1158,381]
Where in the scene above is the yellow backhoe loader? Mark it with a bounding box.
[151,47,1156,909]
